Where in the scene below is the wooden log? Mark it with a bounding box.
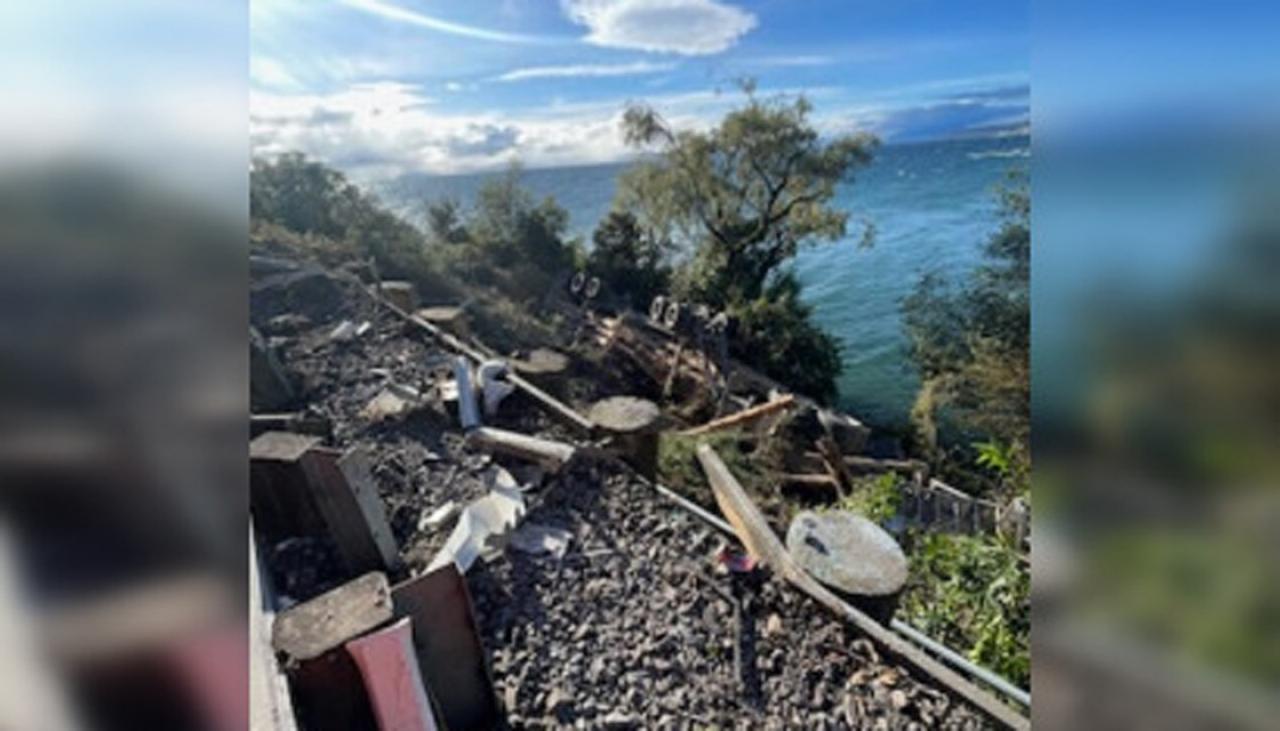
[694,444,1029,731]
[273,572,393,663]
[679,394,796,437]
[379,281,417,312]
[468,426,576,471]
[588,396,661,478]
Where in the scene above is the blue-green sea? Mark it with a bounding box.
[380,135,1029,428]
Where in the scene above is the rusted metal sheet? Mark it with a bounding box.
[391,565,502,731]
[694,443,1029,731]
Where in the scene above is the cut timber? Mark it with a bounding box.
[679,394,795,437]
[250,431,327,543]
[415,306,465,326]
[694,444,1029,731]
[786,510,908,596]
[273,572,393,663]
[303,447,401,574]
[510,347,569,376]
[468,426,576,471]
[335,449,402,571]
[589,396,661,478]
[379,281,418,312]
[391,565,501,731]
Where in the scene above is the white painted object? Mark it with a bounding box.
[426,481,525,574]
[418,501,459,532]
[477,359,516,417]
[329,320,356,342]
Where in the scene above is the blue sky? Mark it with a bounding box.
[251,0,1028,177]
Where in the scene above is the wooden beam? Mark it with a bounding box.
[679,394,796,436]
[273,572,393,663]
[468,426,576,471]
[694,444,1029,731]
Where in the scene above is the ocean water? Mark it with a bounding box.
[381,136,1030,428]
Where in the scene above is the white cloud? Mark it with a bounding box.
[249,81,762,178]
[747,55,833,68]
[340,0,556,44]
[251,57,300,89]
[493,61,676,82]
[561,0,756,56]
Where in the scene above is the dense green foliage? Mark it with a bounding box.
[251,155,578,307]
[901,531,1030,687]
[586,210,671,310]
[903,175,1030,493]
[616,88,877,404]
[251,152,434,285]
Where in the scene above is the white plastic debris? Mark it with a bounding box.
[329,320,357,342]
[477,359,516,417]
[509,523,572,559]
[418,501,459,532]
[354,320,372,337]
[426,468,525,574]
[453,356,480,429]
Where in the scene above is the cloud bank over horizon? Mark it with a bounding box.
[250,0,1028,179]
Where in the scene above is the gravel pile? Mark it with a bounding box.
[259,272,990,728]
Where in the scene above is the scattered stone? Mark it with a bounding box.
[601,711,640,729]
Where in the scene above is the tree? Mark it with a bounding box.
[587,211,670,310]
[424,197,468,245]
[463,165,576,298]
[903,175,1030,491]
[616,87,877,401]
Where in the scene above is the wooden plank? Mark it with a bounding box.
[273,573,393,663]
[391,565,501,731]
[679,394,796,436]
[694,444,1029,731]
[468,426,576,471]
[336,449,402,571]
[301,448,399,575]
[250,431,328,542]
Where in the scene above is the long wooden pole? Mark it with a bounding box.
[679,394,795,436]
[694,443,1029,731]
